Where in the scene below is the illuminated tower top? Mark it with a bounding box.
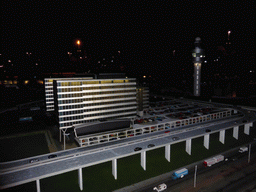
[192,37,205,63]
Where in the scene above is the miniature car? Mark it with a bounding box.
[153,183,167,191]
[134,147,142,151]
[148,144,155,148]
[172,137,180,141]
[48,154,57,159]
[29,158,39,163]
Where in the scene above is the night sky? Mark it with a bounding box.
[2,1,255,81]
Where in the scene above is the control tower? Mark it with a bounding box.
[192,37,205,96]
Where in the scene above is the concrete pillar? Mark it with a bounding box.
[204,134,209,149]
[36,180,40,192]
[165,145,171,162]
[233,126,239,140]
[244,123,252,135]
[186,139,192,155]
[141,151,146,170]
[78,168,83,191]
[219,130,225,144]
[112,159,117,180]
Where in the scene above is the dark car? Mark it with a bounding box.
[165,131,170,133]
[148,144,155,148]
[172,137,180,141]
[48,154,57,159]
[205,129,211,132]
[134,147,142,151]
[29,158,39,163]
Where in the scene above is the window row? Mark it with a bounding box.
[59,104,84,110]
[59,109,136,122]
[82,90,135,96]
[58,93,83,98]
[82,85,135,90]
[58,99,83,104]
[58,79,136,87]
[59,104,138,117]
[83,95,135,101]
[83,100,136,107]
[59,113,136,128]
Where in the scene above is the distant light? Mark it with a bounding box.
[98,61,100,63]
[8,60,11,62]
[143,76,146,78]
[0,65,3,68]
[111,60,113,62]
[103,58,105,60]
[250,70,253,73]
[35,63,38,65]
[216,59,218,61]
[204,60,207,63]
[77,40,80,45]
[80,57,82,59]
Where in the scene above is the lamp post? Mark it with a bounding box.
[77,40,81,52]
[228,31,231,41]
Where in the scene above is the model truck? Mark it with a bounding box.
[171,168,188,180]
[203,155,224,167]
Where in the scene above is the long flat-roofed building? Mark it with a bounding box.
[45,77,137,130]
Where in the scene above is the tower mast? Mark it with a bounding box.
[192,37,205,96]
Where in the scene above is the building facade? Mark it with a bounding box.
[45,77,137,129]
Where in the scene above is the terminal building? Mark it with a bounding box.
[44,75,149,131]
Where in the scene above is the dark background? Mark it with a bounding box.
[1,1,255,99]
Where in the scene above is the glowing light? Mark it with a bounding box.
[77,40,80,45]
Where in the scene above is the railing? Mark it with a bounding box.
[76,109,233,147]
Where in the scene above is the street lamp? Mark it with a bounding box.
[228,31,231,41]
[76,40,81,52]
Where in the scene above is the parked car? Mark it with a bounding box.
[148,144,155,148]
[153,183,167,191]
[239,147,248,153]
[172,137,180,141]
[29,158,39,163]
[48,154,57,159]
[134,147,142,151]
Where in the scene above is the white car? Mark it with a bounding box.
[153,183,167,192]
[239,147,248,153]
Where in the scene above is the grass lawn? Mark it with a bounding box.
[5,124,256,192]
[0,133,49,162]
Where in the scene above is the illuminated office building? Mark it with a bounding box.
[45,77,138,129]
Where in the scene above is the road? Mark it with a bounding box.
[124,145,256,192]
[0,106,255,190]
